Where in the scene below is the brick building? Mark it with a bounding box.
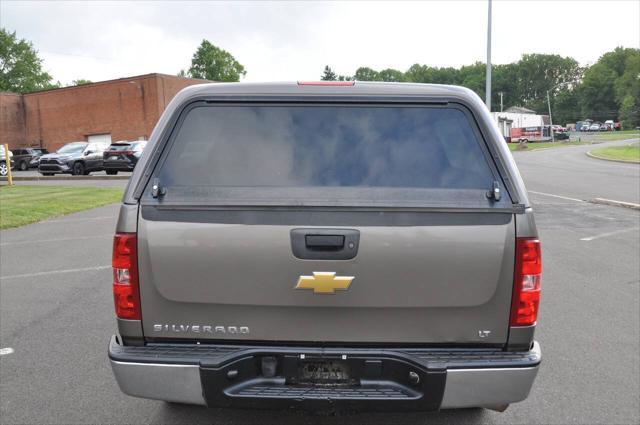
[0,73,209,151]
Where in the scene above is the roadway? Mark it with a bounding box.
[512,138,640,205]
[0,140,638,424]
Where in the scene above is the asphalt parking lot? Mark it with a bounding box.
[7,170,132,188]
[0,139,638,424]
[10,170,133,178]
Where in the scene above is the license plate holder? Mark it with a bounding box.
[298,360,352,384]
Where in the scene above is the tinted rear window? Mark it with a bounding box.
[155,105,501,207]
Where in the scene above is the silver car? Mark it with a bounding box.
[589,123,601,131]
[108,82,542,413]
[0,145,14,176]
[39,141,110,176]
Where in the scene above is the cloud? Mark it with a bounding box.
[1,0,638,84]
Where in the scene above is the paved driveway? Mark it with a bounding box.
[1,142,638,424]
[512,138,640,204]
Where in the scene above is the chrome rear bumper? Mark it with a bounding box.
[109,336,540,410]
[111,361,204,405]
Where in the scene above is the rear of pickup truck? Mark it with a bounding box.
[108,82,541,412]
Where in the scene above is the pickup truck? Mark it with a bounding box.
[108,81,542,413]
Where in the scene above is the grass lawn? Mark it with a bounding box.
[581,130,640,142]
[589,144,640,163]
[0,185,123,229]
[508,141,593,151]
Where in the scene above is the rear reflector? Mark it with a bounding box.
[297,81,355,86]
[112,233,141,320]
[510,238,542,326]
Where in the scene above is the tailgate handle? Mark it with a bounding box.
[305,235,345,250]
[291,229,360,260]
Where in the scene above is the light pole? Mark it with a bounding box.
[547,90,554,142]
[546,81,572,143]
[485,0,492,111]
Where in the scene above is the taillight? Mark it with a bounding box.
[510,238,542,326]
[112,233,141,320]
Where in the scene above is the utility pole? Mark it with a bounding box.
[547,90,555,142]
[498,91,504,112]
[485,0,492,111]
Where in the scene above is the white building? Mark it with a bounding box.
[491,107,550,140]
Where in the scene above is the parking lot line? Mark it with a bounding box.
[580,227,640,242]
[0,265,110,280]
[528,190,585,203]
[590,198,640,210]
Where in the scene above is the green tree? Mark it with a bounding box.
[579,63,618,120]
[404,64,459,85]
[551,89,581,126]
[353,67,379,81]
[331,48,638,121]
[614,52,640,128]
[377,68,406,82]
[71,79,92,86]
[515,54,582,113]
[578,48,639,121]
[618,95,638,129]
[404,64,427,82]
[351,66,404,82]
[599,47,637,78]
[187,40,246,82]
[491,64,519,111]
[0,28,55,93]
[458,62,486,101]
[321,65,337,81]
[615,53,640,102]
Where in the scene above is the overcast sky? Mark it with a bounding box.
[1,1,639,84]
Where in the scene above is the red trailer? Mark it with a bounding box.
[511,126,552,143]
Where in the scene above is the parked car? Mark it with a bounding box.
[103,140,147,175]
[0,145,14,176]
[109,82,542,413]
[589,123,601,131]
[579,124,590,131]
[551,125,566,133]
[604,120,615,130]
[31,148,50,167]
[11,148,50,171]
[38,141,109,176]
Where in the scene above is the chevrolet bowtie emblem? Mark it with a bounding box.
[295,272,355,294]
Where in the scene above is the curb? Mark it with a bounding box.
[511,141,599,153]
[590,198,640,211]
[0,175,129,181]
[518,143,591,152]
[586,151,640,164]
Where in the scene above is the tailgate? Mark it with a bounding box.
[138,209,515,344]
